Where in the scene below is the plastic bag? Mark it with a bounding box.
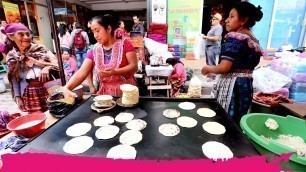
[47,93,75,118]
[187,76,202,98]
[253,67,292,93]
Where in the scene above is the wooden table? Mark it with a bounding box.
[280,103,306,118]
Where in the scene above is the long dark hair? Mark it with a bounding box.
[91,14,117,36]
[166,58,183,66]
[233,2,263,28]
[58,24,67,37]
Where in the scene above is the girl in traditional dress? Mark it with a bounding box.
[201,2,263,124]
[63,14,137,97]
[166,58,186,97]
[114,20,127,39]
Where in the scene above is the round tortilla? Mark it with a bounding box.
[159,123,180,137]
[126,119,147,131]
[63,136,94,154]
[202,122,226,135]
[119,130,143,145]
[202,141,233,161]
[95,125,120,140]
[197,108,216,117]
[93,116,115,127]
[178,102,196,110]
[177,116,197,128]
[163,109,180,118]
[115,112,134,123]
[107,144,137,160]
[66,123,92,137]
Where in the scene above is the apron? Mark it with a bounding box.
[93,40,136,96]
[213,70,252,113]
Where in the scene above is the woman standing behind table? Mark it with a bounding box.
[114,20,127,39]
[63,14,138,97]
[166,58,186,97]
[201,2,263,124]
[4,23,59,112]
[58,24,71,53]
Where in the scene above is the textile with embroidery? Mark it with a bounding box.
[92,40,136,96]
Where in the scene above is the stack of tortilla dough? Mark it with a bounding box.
[120,84,139,105]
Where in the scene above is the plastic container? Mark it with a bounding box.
[7,113,47,138]
[291,73,306,83]
[289,92,306,102]
[240,113,306,165]
[290,83,306,93]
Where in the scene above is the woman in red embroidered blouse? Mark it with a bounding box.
[63,14,138,97]
[114,20,128,39]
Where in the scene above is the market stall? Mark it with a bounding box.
[18,97,259,159]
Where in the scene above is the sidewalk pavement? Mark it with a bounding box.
[0,58,215,114]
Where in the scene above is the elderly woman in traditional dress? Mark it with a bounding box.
[4,23,59,112]
[63,14,137,97]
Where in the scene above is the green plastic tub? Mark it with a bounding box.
[240,113,306,165]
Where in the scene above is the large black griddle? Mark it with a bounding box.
[19,97,259,159]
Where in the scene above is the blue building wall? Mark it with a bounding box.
[249,0,306,49]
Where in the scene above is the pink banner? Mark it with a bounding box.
[0,153,288,172]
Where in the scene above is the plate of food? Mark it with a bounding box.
[91,100,116,113]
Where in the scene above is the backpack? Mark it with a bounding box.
[73,32,86,49]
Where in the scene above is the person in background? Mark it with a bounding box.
[63,14,137,97]
[0,20,7,44]
[58,24,71,53]
[87,20,97,49]
[132,15,144,36]
[201,2,263,124]
[114,20,127,39]
[62,50,77,80]
[201,13,223,82]
[4,23,59,112]
[70,22,89,69]
[166,58,187,97]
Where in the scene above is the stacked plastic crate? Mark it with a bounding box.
[270,57,306,103]
[289,59,306,103]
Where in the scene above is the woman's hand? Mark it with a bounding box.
[100,68,116,77]
[39,66,51,82]
[89,86,96,94]
[201,66,209,76]
[62,86,77,98]
[16,96,27,112]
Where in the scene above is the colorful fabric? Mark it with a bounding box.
[6,43,59,98]
[23,80,49,112]
[92,39,137,96]
[3,23,28,35]
[220,32,263,71]
[169,63,187,82]
[114,28,127,39]
[214,71,252,113]
[168,78,184,97]
[228,77,253,124]
[86,39,135,78]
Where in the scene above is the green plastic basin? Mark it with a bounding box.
[240,113,306,165]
